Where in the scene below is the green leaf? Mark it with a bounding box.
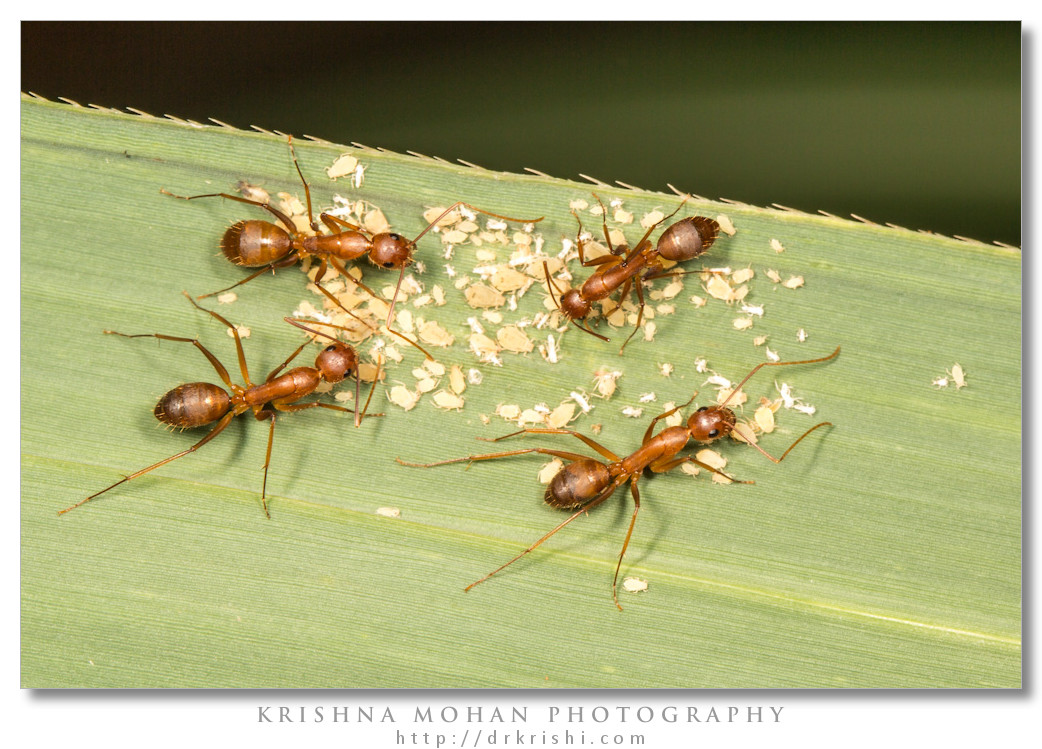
[21,94,1019,687]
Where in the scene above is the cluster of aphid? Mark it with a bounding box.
[63,136,840,609]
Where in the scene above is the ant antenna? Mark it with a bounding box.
[717,346,841,463]
[719,346,841,409]
[412,202,544,246]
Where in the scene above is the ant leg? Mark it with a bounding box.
[197,254,301,300]
[326,256,381,300]
[571,207,621,268]
[160,189,298,234]
[182,292,254,386]
[579,251,622,269]
[648,455,751,484]
[320,213,367,235]
[641,266,727,283]
[285,136,316,231]
[308,284,379,334]
[590,194,620,255]
[312,257,332,285]
[274,401,382,418]
[572,317,611,342]
[589,193,652,266]
[354,355,382,427]
[103,331,234,391]
[58,410,237,515]
[480,427,622,462]
[465,484,619,594]
[396,446,594,469]
[642,395,699,443]
[618,276,647,355]
[611,478,642,611]
[249,399,379,520]
[588,193,648,265]
[590,193,650,263]
[264,341,310,382]
[259,414,276,518]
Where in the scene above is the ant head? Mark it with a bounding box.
[369,233,414,269]
[315,342,358,383]
[687,405,736,443]
[656,216,720,262]
[559,288,592,319]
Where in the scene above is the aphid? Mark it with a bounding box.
[59,293,380,519]
[933,363,968,390]
[161,135,541,357]
[716,214,736,236]
[622,577,649,594]
[397,346,840,608]
[544,194,721,353]
[325,153,359,180]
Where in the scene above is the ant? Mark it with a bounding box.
[58,292,381,519]
[397,346,839,609]
[161,136,543,360]
[545,194,721,353]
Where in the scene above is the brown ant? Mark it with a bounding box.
[59,292,381,519]
[545,194,721,353]
[397,346,839,609]
[161,136,542,360]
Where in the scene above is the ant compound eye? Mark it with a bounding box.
[383,261,395,268]
[708,429,719,438]
[696,406,707,413]
[324,345,337,353]
[389,233,402,242]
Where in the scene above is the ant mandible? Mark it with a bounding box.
[59,292,381,519]
[161,135,544,359]
[545,194,721,353]
[398,346,840,609]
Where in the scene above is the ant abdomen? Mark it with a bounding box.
[221,220,292,267]
[656,216,720,262]
[154,383,231,428]
[545,459,613,509]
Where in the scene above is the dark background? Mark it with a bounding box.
[22,21,1021,246]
